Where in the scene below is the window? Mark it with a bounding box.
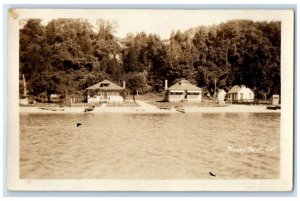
[100,83,109,87]
[188,92,199,95]
[170,92,183,95]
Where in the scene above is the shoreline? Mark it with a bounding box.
[19,103,281,114]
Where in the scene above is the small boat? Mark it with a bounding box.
[158,106,171,110]
[84,106,95,112]
[51,108,65,111]
[39,107,64,111]
[175,107,185,113]
[266,105,280,110]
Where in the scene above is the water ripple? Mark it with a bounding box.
[20,113,280,179]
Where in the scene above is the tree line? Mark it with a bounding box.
[19,18,280,102]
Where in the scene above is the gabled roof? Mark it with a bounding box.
[167,80,202,91]
[228,85,254,94]
[218,89,227,94]
[228,85,242,93]
[86,79,124,91]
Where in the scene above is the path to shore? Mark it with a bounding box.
[137,101,162,111]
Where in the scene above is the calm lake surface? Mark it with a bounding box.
[20,113,280,179]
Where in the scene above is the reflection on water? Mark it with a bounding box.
[20,113,280,179]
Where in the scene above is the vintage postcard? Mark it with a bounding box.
[7,9,294,191]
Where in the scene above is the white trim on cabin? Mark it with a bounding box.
[87,92,124,103]
[167,90,202,102]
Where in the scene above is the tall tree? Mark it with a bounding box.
[125,72,147,102]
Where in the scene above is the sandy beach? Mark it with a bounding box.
[19,101,280,114]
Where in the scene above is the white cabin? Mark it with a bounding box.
[227,85,254,103]
[217,89,227,104]
[164,79,202,102]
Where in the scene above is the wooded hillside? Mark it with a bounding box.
[19,19,280,102]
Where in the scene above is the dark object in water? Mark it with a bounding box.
[175,107,185,113]
[77,123,82,127]
[51,108,64,111]
[84,105,95,112]
[158,106,171,110]
[267,105,281,110]
[209,172,216,177]
[39,107,64,111]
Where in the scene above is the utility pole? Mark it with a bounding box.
[23,74,27,97]
[214,77,217,103]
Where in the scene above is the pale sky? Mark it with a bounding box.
[19,9,286,39]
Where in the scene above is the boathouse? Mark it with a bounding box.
[86,79,125,103]
[227,85,254,103]
[164,79,202,102]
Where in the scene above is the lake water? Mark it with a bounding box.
[20,112,280,179]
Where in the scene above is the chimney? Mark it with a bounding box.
[165,80,168,90]
[123,81,126,89]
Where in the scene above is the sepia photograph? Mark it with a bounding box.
[6,9,294,191]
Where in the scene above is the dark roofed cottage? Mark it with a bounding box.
[164,79,202,102]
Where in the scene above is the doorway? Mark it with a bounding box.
[104,92,108,100]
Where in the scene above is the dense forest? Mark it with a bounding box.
[19,18,281,102]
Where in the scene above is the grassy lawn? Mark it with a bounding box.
[126,92,165,102]
[135,93,229,108]
[147,100,229,108]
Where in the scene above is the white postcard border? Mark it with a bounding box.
[6,9,294,191]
